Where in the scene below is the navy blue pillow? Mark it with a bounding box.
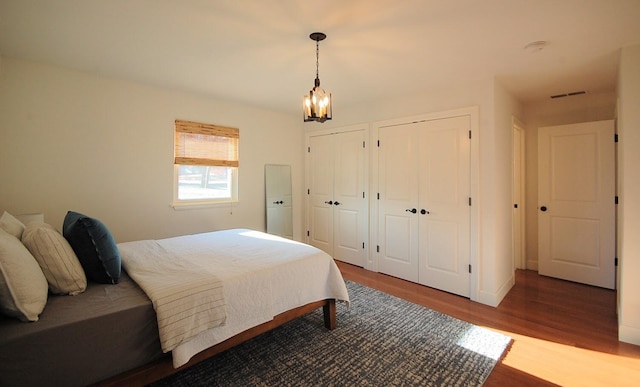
[62,211,121,284]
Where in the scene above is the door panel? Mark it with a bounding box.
[377,124,419,282]
[335,208,360,251]
[335,137,361,199]
[382,214,417,281]
[422,126,461,205]
[513,125,525,269]
[538,120,615,289]
[333,130,366,266]
[424,220,459,272]
[550,217,599,266]
[418,116,470,296]
[308,134,334,255]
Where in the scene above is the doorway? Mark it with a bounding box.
[537,120,615,289]
[512,119,526,270]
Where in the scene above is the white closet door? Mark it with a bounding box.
[417,116,470,297]
[307,130,367,267]
[377,123,420,282]
[333,130,367,266]
[308,134,334,255]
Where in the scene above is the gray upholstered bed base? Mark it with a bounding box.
[0,272,163,387]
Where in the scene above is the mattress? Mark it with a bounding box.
[0,272,163,387]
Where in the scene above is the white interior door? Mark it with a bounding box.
[307,130,367,267]
[332,130,366,266]
[538,120,615,289]
[308,134,334,255]
[377,123,419,282]
[513,124,525,269]
[417,116,470,297]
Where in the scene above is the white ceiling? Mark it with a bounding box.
[1,0,639,115]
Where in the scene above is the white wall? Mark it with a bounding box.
[0,57,304,242]
[313,78,495,130]
[493,81,524,299]
[522,92,617,269]
[310,77,520,306]
[618,44,640,345]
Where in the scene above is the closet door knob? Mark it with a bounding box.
[540,206,548,212]
[405,208,417,214]
[420,209,429,215]
[334,201,341,206]
[324,200,333,205]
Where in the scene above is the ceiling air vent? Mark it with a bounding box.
[550,90,587,99]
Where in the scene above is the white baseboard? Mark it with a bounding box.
[474,274,515,307]
[619,323,640,346]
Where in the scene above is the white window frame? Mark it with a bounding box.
[171,120,239,209]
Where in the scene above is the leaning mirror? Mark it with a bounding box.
[265,164,293,239]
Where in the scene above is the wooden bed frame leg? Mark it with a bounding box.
[323,299,336,330]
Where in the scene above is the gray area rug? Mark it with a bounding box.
[152,281,511,386]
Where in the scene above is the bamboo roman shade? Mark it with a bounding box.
[174,120,239,167]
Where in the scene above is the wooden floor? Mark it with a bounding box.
[336,261,640,386]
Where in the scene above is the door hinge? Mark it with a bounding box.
[307,230,310,237]
[376,245,380,253]
[308,146,311,152]
[377,140,380,147]
[615,134,619,143]
[468,197,472,206]
[615,196,619,205]
[363,192,365,199]
[615,257,618,266]
[468,264,472,273]
[377,193,380,200]
[362,242,365,249]
[469,130,472,139]
[363,141,366,148]
[307,188,310,195]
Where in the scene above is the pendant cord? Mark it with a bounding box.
[316,40,320,80]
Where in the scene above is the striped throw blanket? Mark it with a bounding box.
[118,240,226,352]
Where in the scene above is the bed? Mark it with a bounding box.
[0,226,349,387]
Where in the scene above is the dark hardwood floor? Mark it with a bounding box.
[336,261,640,386]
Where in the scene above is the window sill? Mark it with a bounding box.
[170,200,238,211]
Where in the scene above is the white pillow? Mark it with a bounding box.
[22,222,87,296]
[0,228,48,322]
[0,211,26,239]
[15,213,44,226]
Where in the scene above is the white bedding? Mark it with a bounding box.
[118,228,350,368]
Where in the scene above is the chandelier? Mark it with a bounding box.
[303,32,332,123]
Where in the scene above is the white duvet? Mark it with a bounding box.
[118,228,350,368]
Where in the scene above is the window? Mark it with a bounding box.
[173,119,239,206]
